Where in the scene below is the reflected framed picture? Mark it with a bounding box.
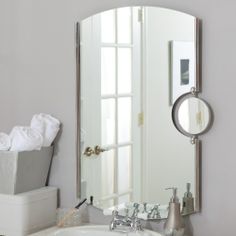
[171,41,196,104]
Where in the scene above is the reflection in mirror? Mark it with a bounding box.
[172,93,211,137]
[178,97,210,134]
[79,6,199,219]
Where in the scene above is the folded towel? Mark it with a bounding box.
[10,126,43,151]
[31,113,60,147]
[0,133,11,151]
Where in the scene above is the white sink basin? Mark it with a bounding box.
[46,225,162,236]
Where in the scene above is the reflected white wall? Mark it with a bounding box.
[143,7,195,204]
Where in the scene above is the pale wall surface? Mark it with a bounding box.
[144,7,195,204]
[0,0,235,235]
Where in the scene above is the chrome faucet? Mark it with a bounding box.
[143,202,148,213]
[147,204,161,219]
[132,203,140,218]
[109,210,142,232]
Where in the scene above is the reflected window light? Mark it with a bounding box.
[178,99,190,132]
[117,7,132,44]
[101,10,115,43]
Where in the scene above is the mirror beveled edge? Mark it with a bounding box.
[76,22,81,201]
[75,7,202,217]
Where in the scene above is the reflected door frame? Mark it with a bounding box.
[81,7,142,208]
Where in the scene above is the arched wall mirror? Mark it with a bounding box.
[76,6,209,220]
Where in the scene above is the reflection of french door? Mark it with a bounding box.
[81,7,141,208]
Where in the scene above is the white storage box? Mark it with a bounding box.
[0,187,57,236]
[0,146,53,194]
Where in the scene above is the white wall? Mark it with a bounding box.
[0,0,82,207]
[143,7,195,205]
[0,0,235,235]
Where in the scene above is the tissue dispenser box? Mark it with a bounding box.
[0,146,53,194]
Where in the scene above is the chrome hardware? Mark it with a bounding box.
[190,86,198,96]
[94,145,107,155]
[147,204,161,219]
[143,202,148,213]
[132,203,140,218]
[83,147,95,157]
[190,136,197,144]
[109,210,143,232]
[131,217,142,231]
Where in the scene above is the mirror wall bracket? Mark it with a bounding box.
[190,87,200,144]
[190,136,197,145]
[190,87,198,96]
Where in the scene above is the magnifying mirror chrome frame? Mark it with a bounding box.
[172,88,212,144]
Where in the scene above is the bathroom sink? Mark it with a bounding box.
[47,225,162,236]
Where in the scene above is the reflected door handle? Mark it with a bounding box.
[94,145,107,155]
[83,147,95,157]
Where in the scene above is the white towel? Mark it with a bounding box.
[10,126,43,151]
[0,133,11,151]
[30,113,60,147]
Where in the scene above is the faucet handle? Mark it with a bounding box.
[111,210,119,221]
[152,204,161,219]
[132,203,140,218]
[112,210,119,217]
[153,204,160,209]
[110,210,119,231]
[143,202,148,213]
[131,217,143,231]
[147,204,161,219]
[133,203,140,212]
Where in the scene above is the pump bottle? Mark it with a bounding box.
[164,187,185,236]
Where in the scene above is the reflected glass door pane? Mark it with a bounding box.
[118,194,130,204]
[101,199,114,209]
[118,97,131,143]
[101,47,116,95]
[117,7,131,44]
[178,99,190,131]
[101,149,115,196]
[101,10,115,43]
[102,99,115,145]
[118,146,131,193]
[118,48,132,94]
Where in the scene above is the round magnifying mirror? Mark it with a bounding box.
[172,93,212,137]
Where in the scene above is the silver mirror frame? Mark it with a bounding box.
[75,11,203,216]
[76,22,82,198]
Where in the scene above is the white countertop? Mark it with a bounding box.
[29,227,57,235]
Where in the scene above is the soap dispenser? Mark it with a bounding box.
[164,187,185,236]
[182,183,194,215]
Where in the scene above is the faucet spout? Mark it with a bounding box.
[109,210,143,232]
